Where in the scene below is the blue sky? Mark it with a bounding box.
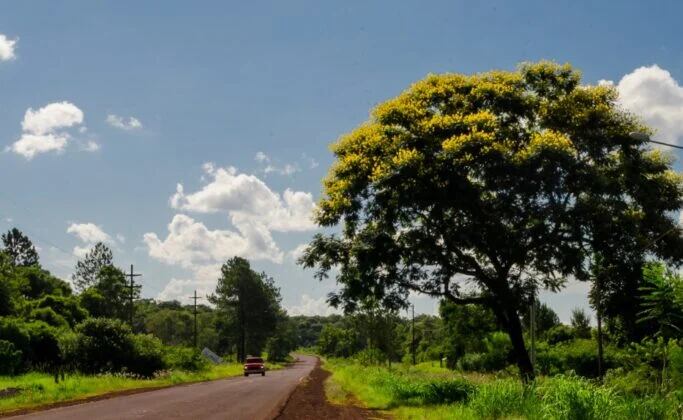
[1,1,683,321]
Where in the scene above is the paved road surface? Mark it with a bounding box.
[8,355,316,420]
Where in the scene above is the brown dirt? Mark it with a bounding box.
[276,359,386,420]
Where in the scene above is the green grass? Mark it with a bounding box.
[323,358,683,420]
[0,362,287,414]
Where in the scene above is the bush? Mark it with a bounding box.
[126,334,166,377]
[458,332,512,372]
[34,295,88,327]
[353,348,387,365]
[536,339,623,378]
[0,339,22,375]
[73,318,133,374]
[25,321,62,369]
[545,325,575,345]
[28,307,69,328]
[164,346,209,371]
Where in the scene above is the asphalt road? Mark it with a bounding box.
[8,355,316,420]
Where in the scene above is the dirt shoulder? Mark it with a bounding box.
[276,358,384,420]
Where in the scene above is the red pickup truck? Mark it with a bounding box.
[243,356,266,376]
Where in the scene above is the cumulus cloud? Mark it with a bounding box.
[156,264,221,303]
[287,294,340,316]
[602,65,683,144]
[288,243,309,262]
[9,102,85,159]
[67,222,123,258]
[0,34,17,61]
[171,164,316,232]
[106,114,142,130]
[143,214,283,268]
[82,140,100,152]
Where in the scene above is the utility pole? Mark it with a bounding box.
[530,296,536,367]
[189,290,203,349]
[596,279,604,377]
[125,264,142,329]
[411,303,416,366]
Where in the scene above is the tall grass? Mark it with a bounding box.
[323,359,683,420]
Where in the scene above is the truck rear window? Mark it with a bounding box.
[246,358,263,363]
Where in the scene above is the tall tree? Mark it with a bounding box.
[72,242,113,292]
[2,228,39,267]
[301,62,683,381]
[570,308,592,339]
[209,257,281,361]
[80,266,133,321]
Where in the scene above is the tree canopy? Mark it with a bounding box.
[2,228,39,267]
[72,242,114,292]
[301,61,683,380]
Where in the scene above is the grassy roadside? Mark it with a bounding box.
[0,361,288,414]
[322,358,681,420]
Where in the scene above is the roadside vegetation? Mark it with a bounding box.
[0,231,296,413]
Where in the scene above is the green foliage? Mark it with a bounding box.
[458,332,512,372]
[639,262,683,339]
[468,378,528,419]
[73,318,133,374]
[522,302,561,336]
[126,334,166,377]
[545,324,575,345]
[80,266,134,322]
[32,295,88,327]
[439,301,498,365]
[163,346,209,371]
[570,308,592,339]
[2,228,39,267]
[71,242,113,291]
[317,324,358,357]
[144,308,193,346]
[27,307,69,328]
[536,339,623,378]
[266,313,297,362]
[0,340,22,375]
[209,257,282,361]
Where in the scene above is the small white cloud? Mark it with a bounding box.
[156,264,220,303]
[288,243,308,261]
[607,65,683,144]
[67,222,112,244]
[287,294,340,316]
[255,152,301,176]
[83,140,100,152]
[9,133,70,159]
[106,114,143,130]
[0,34,17,61]
[9,101,85,159]
[255,151,269,163]
[116,233,126,243]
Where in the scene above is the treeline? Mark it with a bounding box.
[291,264,682,392]
[0,228,295,379]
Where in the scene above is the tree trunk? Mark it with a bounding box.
[494,303,535,382]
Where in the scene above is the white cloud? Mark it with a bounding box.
[143,214,283,268]
[156,264,220,303]
[288,243,308,262]
[83,140,100,152]
[67,222,111,244]
[171,165,316,232]
[0,34,17,61]
[287,294,340,316]
[106,114,142,130]
[67,222,122,257]
[604,65,683,143]
[23,102,84,135]
[254,152,301,176]
[9,101,85,159]
[9,133,70,159]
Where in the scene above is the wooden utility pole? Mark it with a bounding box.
[125,264,142,329]
[189,290,203,349]
[411,303,416,366]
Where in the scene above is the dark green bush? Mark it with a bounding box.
[25,321,62,369]
[0,339,22,375]
[34,295,88,327]
[164,346,209,371]
[458,332,512,372]
[28,307,69,328]
[545,324,575,345]
[536,339,623,378]
[73,318,133,374]
[126,334,166,377]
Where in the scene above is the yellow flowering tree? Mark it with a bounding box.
[301,62,683,381]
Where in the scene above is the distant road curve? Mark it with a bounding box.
[8,355,317,420]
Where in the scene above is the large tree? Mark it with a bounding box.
[209,257,281,361]
[2,228,39,267]
[72,242,113,292]
[301,62,683,381]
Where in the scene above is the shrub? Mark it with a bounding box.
[126,334,166,377]
[164,346,209,371]
[536,339,622,377]
[28,307,69,328]
[545,325,575,345]
[34,295,88,327]
[25,321,62,369]
[458,332,512,372]
[353,348,387,366]
[0,318,30,359]
[73,318,133,374]
[0,339,22,375]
